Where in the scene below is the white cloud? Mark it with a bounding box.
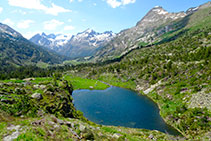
[17,20,34,29]
[8,0,71,16]
[106,0,121,8]
[43,19,64,30]
[64,25,75,31]
[0,7,3,13]
[106,0,136,8]
[69,0,83,3]
[45,3,71,16]
[68,19,72,22]
[122,0,136,5]
[2,18,14,26]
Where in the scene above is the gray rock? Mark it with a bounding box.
[79,124,86,132]
[65,121,73,128]
[40,85,46,90]
[4,125,21,141]
[57,119,65,125]
[31,93,43,100]
[33,84,40,89]
[113,133,123,138]
[148,134,154,139]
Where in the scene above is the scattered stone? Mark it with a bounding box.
[89,86,94,89]
[40,85,46,90]
[166,94,173,100]
[65,121,73,128]
[57,119,65,125]
[148,134,154,139]
[79,124,86,132]
[23,78,35,81]
[31,93,43,100]
[4,125,21,141]
[188,89,211,111]
[33,84,40,89]
[31,119,45,126]
[7,125,21,131]
[37,110,45,117]
[113,133,123,138]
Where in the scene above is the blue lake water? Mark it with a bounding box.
[73,86,179,135]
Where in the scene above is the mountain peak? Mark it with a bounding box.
[41,32,47,36]
[153,6,163,9]
[84,28,95,34]
[150,6,168,15]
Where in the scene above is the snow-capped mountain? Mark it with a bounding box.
[0,23,65,67]
[30,29,116,58]
[71,29,115,47]
[30,33,72,52]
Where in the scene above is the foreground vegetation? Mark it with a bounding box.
[0,77,177,140]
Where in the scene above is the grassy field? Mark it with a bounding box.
[63,74,109,90]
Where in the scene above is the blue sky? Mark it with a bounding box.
[0,0,209,39]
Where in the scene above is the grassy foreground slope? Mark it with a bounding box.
[0,77,177,141]
[72,6,211,140]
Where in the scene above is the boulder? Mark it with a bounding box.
[31,93,43,100]
[113,133,123,138]
[79,124,86,132]
[148,134,154,139]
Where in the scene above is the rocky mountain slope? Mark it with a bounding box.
[30,29,115,58]
[92,2,210,62]
[0,23,66,68]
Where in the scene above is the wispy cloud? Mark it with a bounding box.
[2,18,14,26]
[8,0,71,16]
[106,0,136,8]
[43,19,64,30]
[17,20,34,29]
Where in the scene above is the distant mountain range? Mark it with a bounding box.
[30,29,116,58]
[0,2,210,67]
[0,23,66,68]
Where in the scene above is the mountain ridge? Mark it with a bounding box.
[91,2,210,62]
[0,23,66,68]
[30,29,116,58]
